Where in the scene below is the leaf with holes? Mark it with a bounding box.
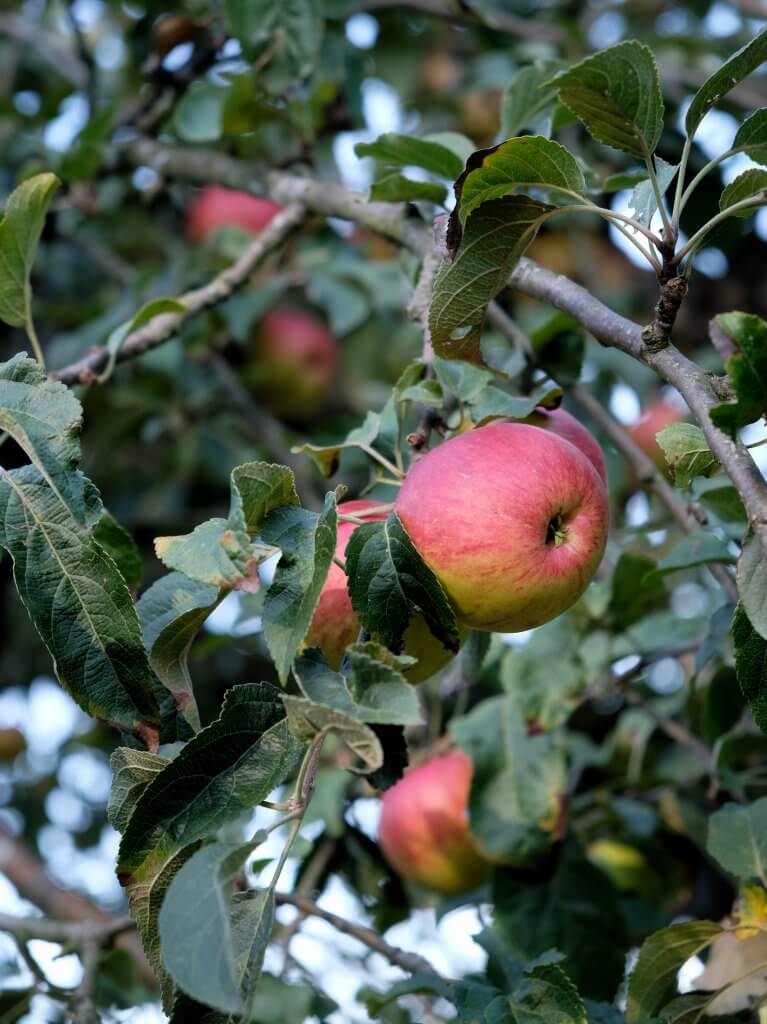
[0,173,59,329]
[685,29,767,136]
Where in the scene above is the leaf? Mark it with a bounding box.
[698,485,747,524]
[345,511,460,654]
[107,747,169,835]
[93,512,142,588]
[609,552,665,627]
[354,133,465,179]
[136,572,222,731]
[456,136,587,225]
[430,196,552,362]
[625,920,723,1023]
[224,0,322,89]
[173,82,226,143]
[629,157,678,228]
[708,797,767,884]
[432,356,494,402]
[96,298,186,384]
[510,963,588,1024]
[469,381,562,427]
[231,462,299,532]
[117,682,303,879]
[655,423,719,488]
[392,360,443,453]
[645,533,736,580]
[733,603,767,734]
[493,840,628,1001]
[159,841,272,1014]
[719,168,767,216]
[369,173,448,204]
[501,61,563,138]
[544,41,664,157]
[0,172,59,329]
[261,490,339,683]
[710,312,767,434]
[0,465,159,736]
[292,411,380,477]
[734,108,767,165]
[451,696,567,864]
[738,530,767,640]
[685,29,767,136]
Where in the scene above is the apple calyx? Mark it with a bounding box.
[545,512,568,548]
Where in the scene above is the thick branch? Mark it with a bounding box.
[275,892,440,977]
[508,258,767,563]
[53,202,307,385]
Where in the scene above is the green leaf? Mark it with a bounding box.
[224,0,322,89]
[645,533,736,580]
[501,62,563,138]
[430,196,552,362]
[292,411,380,477]
[544,41,664,157]
[159,841,272,1014]
[493,840,628,1001]
[655,423,719,488]
[609,552,665,627]
[369,173,448,204]
[392,360,443,454]
[0,172,59,329]
[732,602,767,734]
[451,696,566,864]
[96,298,186,384]
[469,381,562,427]
[629,157,677,227]
[173,81,226,142]
[510,963,588,1024]
[117,683,302,879]
[626,920,723,1023]
[456,136,586,225]
[107,747,169,835]
[432,356,494,402]
[685,29,767,136]
[354,133,465,179]
[734,108,767,165]
[136,572,222,732]
[93,512,142,588]
[738,529,767,640]
[710,312,767,434]
[698,485,747,524]
[0,465,159,736]
[719,168,767,216]
[708,796,767,883]
[261,490,339,683]
[345,511,460,654]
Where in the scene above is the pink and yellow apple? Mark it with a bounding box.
[395,422,608,632]
[629,400,684,471]
[247,307,338,420]
[378,750,490,894]
[524,405,607,483]
[304,499,460,683]
[187,186,281,243]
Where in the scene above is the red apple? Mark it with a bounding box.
[524,406,607,483]
[378,751,490,894]
[247,307,338,419]
[395,422,609,632]
[186,186,281,242]
[628,400,684,471]
[304,499,461,683]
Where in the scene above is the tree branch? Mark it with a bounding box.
[0,13,88,89]
[53,202,307,386]
[349,0,565,42]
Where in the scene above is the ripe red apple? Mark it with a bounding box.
[395,422,609,632]
[378,751,490,894]
[186,186,281,242]
[628,400,684,471]
[524,405,607,483]
[247,307,338,419]
[304,499,460,683]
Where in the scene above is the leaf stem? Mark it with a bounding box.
[358,444,404,480]
[677,145,745,217]
[671,134,694,228]
[25,314,45,368]
[674,192,767,263]
[267,733,325,895]
[641,140,674,243]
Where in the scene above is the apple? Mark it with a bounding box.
[395,422,609,632]
[246,307,338,419]
[628,400,684,471]
[187,186,282,243]
[378,751,490,894]
[524,405,607,483]
[304,499,460,683]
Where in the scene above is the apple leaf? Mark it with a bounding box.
[737,530,767,641]
[456,136,587,225]
[710,312,767,435]
[625,920,723,1023]
[354,133,465,180]
[292,410,380,477]
[430,196,552,363]
[543,41,664,157]
[708,796,767,883]
[108,747,170,835]
[117,683,302,879]
[469,381,562,426]
[501,61,564,138]
[509,962,587,1024]
[698,485,747,524]
[261,490,339,682]
[159,840,272,1014]
[643,533,736,582]
[369,173,447,205]
[136,572,223,732]
[629,156,678,227]
[655,422,719,488]
[734,108,767,165]
[224,0,322,90]
[719,168,767,216]
[345,511,460,655]
[93,511,143,588]
[451,695,567,865]
[685,29,767,136]
[0,172,59,330]
[493,840,628,1001]
[732,603,767,734]
[432,356,493,402]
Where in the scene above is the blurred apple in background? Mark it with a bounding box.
[187,186,282,242]
[629,400,685,471]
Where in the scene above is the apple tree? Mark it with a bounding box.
[1,3,767,1022]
